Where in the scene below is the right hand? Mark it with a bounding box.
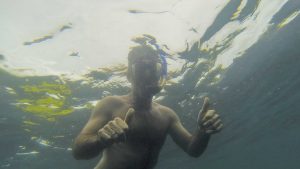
[97,108,135,144]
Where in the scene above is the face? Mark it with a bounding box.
[131,59,163,95]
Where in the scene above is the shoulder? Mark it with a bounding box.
[96,95,124,106]
[93,95,125,117]
[155,103,180,123]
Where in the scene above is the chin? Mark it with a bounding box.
[145,86,161,95]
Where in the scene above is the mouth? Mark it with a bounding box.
[144,84,161,92]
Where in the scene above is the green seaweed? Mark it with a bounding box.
[16,82,74,121]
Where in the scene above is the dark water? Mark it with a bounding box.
[1,1,300,169]
[158,16,300,169]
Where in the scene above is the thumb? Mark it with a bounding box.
[197,97,210,123]
[125,108,135,124]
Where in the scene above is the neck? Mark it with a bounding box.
[129,89,153,111]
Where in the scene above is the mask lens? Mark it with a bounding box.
[132,61,162,82]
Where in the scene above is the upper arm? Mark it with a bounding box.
[166,107,192,152]
[72,97,119,159]
[79,96,116,136]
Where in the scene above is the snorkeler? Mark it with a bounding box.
[72,39,223,169]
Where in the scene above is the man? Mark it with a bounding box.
[72,44,223,169]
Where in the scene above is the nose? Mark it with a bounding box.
[144,70,151,77]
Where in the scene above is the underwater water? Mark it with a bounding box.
[1,0,300,169]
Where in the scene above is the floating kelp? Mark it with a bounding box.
[59,23,73,32]
[23,35,53,45]
[277,10,300,29]
[16,82,73,121]
[23,23,72,46]
[231,0,248,20]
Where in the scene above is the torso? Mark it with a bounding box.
[94,95,171,169]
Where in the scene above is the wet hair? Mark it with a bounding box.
[128,45,160,64]
[127,45,160,80]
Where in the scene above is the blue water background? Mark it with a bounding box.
[1,0,300,168]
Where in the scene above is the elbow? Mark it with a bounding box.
[72,151,82,160]
[72,145,85,160]
[186,137,210,158]
[72,140,83,160]
[72,142,103,160]
[72,142,96,160]
[186,145,205,158]
[72,146,94,160]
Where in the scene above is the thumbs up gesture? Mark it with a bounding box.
[197,97,223,134]
[97,108,135,143]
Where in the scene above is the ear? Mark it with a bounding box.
[127,64,136,83]
[127,66,133,83]
[127,73,132,82]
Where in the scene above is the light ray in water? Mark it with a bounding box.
[16,151,39,156]
[32,137,66,150]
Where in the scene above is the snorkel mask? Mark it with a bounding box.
[131,34,168,90]
[131,56,166,91]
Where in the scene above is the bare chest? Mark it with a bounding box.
[131,114,167,142]
[114,108,169,144]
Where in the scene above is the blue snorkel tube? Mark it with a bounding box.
[147,39,168,89]
[152,43,167,79]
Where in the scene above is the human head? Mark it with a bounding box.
[127,44,165,96]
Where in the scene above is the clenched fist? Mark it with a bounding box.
[97,108,135,143]
[197,97,223,134]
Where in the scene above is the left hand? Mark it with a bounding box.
[197,97,223,134]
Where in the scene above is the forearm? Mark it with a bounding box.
[72,134,107,160]
[187,128,211,157]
